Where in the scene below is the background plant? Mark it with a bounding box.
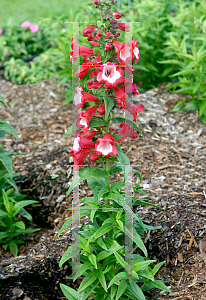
[0,96,38,256]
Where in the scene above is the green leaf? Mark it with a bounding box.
[13,221,25,229]
[0,119,20,140]
[89,116,107,127]
[147,280,171,293]
[88,253,98,269]
[157,59,183,65]
[98,186,110,200]
[151,261,165,276]
[88,224,112,243]
[129,280,146,300]
[108,272,127,288]
[97,269,107,292]
[199,101,206,117]
[87,177,105,191]
[116,280,127,300]
[0,231,10,240]
[78,270,98,293]
[59,245,73,268]
[104,96,114,119]
[12,200,38,217]
[58,208,91,237]
[0,154,13,178]
[60,283,80,300]
[66,167,110,196]
[73,261,93,282]
[2,189,11,215]
[0,209,10,217]
[64,122,79,136]
[109,164,122,175]
[116,147,130,169]
[114,252,126,268]
[0,96,9,107]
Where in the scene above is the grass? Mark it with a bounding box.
[0,0,84,25]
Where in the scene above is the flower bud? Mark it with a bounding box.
[98,103,105,115]
[113,12,121,19]
[97,30,102,36]
[94,0,98,4]
[90,152,98,162]
[105,43,112,51]
[110,20,114,24]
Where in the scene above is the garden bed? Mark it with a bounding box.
[0,78,205,299]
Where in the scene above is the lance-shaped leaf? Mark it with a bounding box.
[66,167,110,196]
[89,116,107,127]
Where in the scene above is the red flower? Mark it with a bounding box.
[95,133,117,158]
[104,32,114,39]
[125,101,144,122]
[131,39,140,64]
[113,12,121,19]
[117,122,138,142]
[72,149,92,171]
[89,70,98,78]
[82,25,95,38]
[70,136,95,155]
[124,77,140,95]
[113,86,128,108]
[75,56,101,80]
[97,103,105,115]
[112,41,132,65]
[73,85,99,109]
[70,38,94,63]
[90,152,98,162]
[87,79,103,89]
[105,43,112,51]
[76,106,98,131]
[116,22,130,32]
[96,62,124,90]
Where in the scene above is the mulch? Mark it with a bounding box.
[0,78,205,300]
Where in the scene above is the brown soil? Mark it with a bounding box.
[0,78,205,300]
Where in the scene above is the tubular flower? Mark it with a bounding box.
[72,149,93,171]
[113,12,121,19]
[97,62,124,90]
[131,39,140,64]
[76,106,98,131]
[117,122,138,142]
[87,79,103,89]
[112,41,132,65]
[73,85,99,109]
[82,24,96,38]
[116,21,130,32]
[97,103,105,115]
[75,130,97,140]
[90,152,98,162]
[125,101,144,122]
[70,136,95,155]
[124,77,140,95]
[70,38,94,63]
[95,133,117,158]
[113,86,128,108]
[75,56,102,80]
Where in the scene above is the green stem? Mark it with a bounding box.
[105,159,110,206]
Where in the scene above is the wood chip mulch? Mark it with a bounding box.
[0,78,205,300]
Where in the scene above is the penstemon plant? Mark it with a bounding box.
[58,0,171,299]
